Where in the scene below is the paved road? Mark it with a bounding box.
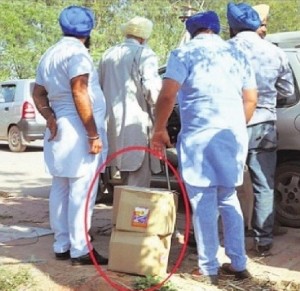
[0,141,51,198]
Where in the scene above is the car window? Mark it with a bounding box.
[0,84,16,103]
[277,69,299,108]
[0,92,4,103]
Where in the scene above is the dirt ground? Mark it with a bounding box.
[1,192,300,291]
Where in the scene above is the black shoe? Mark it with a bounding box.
[55,250,70,260]
[255,243,273,257]
[220,263,251,280]
[71,249,108,266]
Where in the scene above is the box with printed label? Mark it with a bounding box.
[112,185,178,235]
[108,228,172,276]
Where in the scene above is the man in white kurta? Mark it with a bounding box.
[33,5,108,265]
[98,16,161,187]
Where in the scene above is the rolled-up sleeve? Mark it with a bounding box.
[164,51,188,85]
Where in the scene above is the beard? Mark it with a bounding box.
[84,36,91,49]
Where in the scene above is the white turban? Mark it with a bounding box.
[121,16,153,40]
[252,4,270,21]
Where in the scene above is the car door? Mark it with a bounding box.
[276,50,300,151]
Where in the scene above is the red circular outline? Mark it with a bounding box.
[84,146,190,291]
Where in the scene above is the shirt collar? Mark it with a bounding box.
[124,38,141,45]
[234,31,261,41]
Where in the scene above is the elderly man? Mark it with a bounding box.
[253,4,270,38]
[151,11,257,285]
[227,2,294,257]
[33,5,108,265]
[98,16,161,188]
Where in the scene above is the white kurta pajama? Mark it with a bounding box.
[35,37,107,258]
[99,38,161,186]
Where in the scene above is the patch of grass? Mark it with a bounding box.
[133,275,178,291]
[0,267,35,291]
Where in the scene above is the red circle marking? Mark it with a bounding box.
[84,146,190,291]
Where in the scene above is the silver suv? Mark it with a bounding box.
[0,79,46,152]
[266,31,300,227]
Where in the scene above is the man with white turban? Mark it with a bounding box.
[98,16,161,187]
[33,5,108,266]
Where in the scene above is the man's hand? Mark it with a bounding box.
[46,114,57,141]
[88,137,103,155]
[151,129,172,157]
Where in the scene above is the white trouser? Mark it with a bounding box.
[49,170,99,258]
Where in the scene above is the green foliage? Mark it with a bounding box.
[133,275,178,291]
[203,0,300,36]
[0,267,35,291]
[0,1,61,79]
[0,0,299,80]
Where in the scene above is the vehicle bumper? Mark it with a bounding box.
[18,119,46,141]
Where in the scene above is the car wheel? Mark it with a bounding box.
[275,161,300,227]
[8,125,26,152]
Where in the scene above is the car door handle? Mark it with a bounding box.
[4,107,9,111]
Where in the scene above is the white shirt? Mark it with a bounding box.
[165,34,256,187]
[229,31,294,126]
[36,37,107,177]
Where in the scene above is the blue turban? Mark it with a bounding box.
[186,11,220,37]
[59,5,95,37]
[227,2,261,32]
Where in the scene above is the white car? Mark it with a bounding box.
[0,79,46,152]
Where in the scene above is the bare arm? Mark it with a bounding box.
[151,78,180,154]
[242,88,257,123]
[32,84,57,141]
[71,74,102,155]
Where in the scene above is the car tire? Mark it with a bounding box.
[8,125,26,152]
[275,161,300,228]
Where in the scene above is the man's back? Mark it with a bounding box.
[163,33,257,187]
[98,37,161,171]
[167,33,254,134]
[99,40,142,102]
[229,31,294,125]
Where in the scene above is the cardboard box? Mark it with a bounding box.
[112,186,177,235]
[108,229,172,276]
